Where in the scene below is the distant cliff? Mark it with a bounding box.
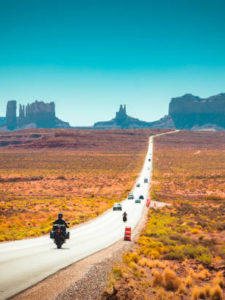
[94,105,175,129]
[18,101,56,128]
[6,100,17,130]
[169,93,225,130]
[3,100,70,130]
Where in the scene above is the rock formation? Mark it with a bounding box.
[116,105,127,124]
[169,93,225,129]
[94,105,175,129]
[0,100,70,130]
[18,100,56,128]
[6,100,17,130]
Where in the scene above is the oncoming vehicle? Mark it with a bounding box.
[113,203,122,211]
[128,193,134,200]
[135,198,141,204]
[139,195,144,200]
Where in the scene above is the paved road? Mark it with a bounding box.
[0,135,166,300]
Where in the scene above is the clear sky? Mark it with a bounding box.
[0,0,225,126]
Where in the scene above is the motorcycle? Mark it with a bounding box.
[123,213,127,222]
[50,224,69,249]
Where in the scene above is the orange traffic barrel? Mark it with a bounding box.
[124,227,131,241]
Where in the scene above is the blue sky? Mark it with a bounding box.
[0,0,225,126]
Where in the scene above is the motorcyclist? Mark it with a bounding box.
[123,211,127,222]
[53,213,69,235]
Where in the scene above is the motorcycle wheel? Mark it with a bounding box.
[57,242,62,249]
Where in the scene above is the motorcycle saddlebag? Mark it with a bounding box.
[66,232,70,239]
[50,231,55,239]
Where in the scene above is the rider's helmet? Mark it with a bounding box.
[58,213,63,219]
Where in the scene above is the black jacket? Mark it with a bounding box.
[53,219,69,228]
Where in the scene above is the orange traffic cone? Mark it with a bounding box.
[124,227,131,241]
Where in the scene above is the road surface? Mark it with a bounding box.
[0,134,166,300]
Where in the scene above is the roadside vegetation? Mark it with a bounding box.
[102,131,225,300]
[0,128,166,241]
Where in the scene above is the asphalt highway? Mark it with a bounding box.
[0,135,166,300]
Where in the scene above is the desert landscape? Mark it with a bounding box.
[0,128,167,241]
[1,1,225,299]
[102,131,225,300]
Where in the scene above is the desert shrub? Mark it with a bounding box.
[164,244,212,264]
[183,244,212,264]
[152,269,163,287]
[164,245,185,260]
[112,266,123,280]
[204,285,211,297]
[146,259,166,269]
[196,269,210,280]
[138,257,148,267]
[185,275,192,287]
[138,236,163,249]
[162,268,181,291]
[197,253,212,265]
[152,268,181,291]
[213,272,224,288]
[177,282,186,295]
[123,252,140,264]
[169,233,191,244]
[140,246,161,259]
[158,235,176,246]
[210,285,223,300]
[198,287,207,299]
[192,286,204,300]
[175,225,188,233]
[129,261,138,271]
[191,228,201,234]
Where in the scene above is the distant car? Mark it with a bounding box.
[139,195,144,200]
[148,158,151,162]
[128,193,134,200]
[136,183,140,187]
[144,178,148,183]
[135,198,141,204]
[113,203,122,211]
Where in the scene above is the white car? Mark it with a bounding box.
[128,193,134,200]
[113,203,122,211]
